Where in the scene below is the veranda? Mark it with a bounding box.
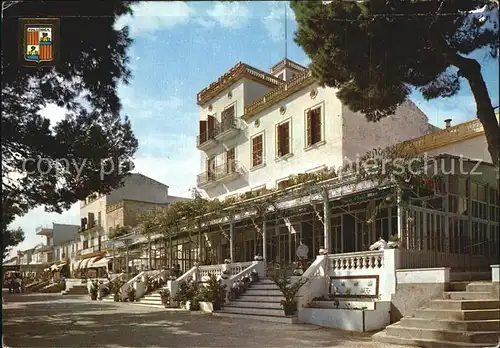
[112,170,499,273]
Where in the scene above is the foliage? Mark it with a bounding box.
[271,262,308,315]
[2,227,25,259]
[174,280,198,305]
[159,289,170,305]
[1,1,139,228]
[126,286,136,302]
[291,0,500,165]
[198,273,225,307]
[89,281,99,297]
[109,226,132,240]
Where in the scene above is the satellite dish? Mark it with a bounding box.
[296,243,309,259]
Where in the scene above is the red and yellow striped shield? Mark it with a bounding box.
[25,25,53,62]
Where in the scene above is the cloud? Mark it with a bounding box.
[262,1,295,42]
[204,2,250,29]
[115,2,195,37]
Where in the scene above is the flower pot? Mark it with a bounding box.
[199,301,214,312]
[90,294,98,301]
[184,301,191,310]
[282,302,296,316]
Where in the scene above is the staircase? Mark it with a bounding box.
[133,290,165,308]
[214,278,295,324]
[62,284,88,296]
[373,281,500,347]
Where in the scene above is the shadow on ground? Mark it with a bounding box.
[2,293,379,348]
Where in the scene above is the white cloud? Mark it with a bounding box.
[115,2,195,37]
[262,1,295,42]
[205,2,250,29]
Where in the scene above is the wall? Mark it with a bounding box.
[203,83,344,199]
[106,200,168,230]
[243,78,274,106]
[342,101,431,162]
[52,223,80,245]
[391,267,450,323]
[425,135,492,164]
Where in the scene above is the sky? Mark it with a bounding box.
[7,1,499,257]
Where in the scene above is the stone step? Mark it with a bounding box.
[132,302,165,309]
[137,299,163,305]
[429,300,500,311]
[238,294,282,302]
[247,284,279,290]
[255,279,275,285]
[443,292,495,300]
[228,300,282,309]
[243,289,282,296]
[372,330,491,348]
[416,308,500,321]
[213,311,297,324]
[400,317,500,332]
[222,305,284,316]
[449,282,469,292]
[450,272,491,282]
[385,323,499,344]
[467,282,497,293]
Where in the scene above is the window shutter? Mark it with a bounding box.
[199,120,207,142]
[283,123,290,154]
[313,107,321,143]
[306,110,312,146]
[276,125,282,156]
[207,115,215,133]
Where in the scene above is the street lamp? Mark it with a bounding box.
[1,1,21,21]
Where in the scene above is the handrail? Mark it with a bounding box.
[176,266,198,282]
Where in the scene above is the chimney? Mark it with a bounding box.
[444,119,452,128]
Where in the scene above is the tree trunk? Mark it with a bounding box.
[444,54,500,167]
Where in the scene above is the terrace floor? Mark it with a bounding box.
[2,290,408,348]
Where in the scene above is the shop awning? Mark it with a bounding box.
[82,256,100,269]
[80,258,92,269]
[50,262,66,271]
[90,257,111,268]
[73,260,83,271]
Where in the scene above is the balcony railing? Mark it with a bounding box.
[196,128,217,149]
[197,161,243,187]
[77,245,102,255]
[214,117,240,141]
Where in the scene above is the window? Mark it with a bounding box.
[277,73,284,80]
[277,179,291,190]
[251,134,264,167]
[276,121,290,157]
[198,115,216,143]
[83,240,89,250]
[306,106,322,146]
[226,148,236,174]
[97,212,101,226]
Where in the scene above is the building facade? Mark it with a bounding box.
[195,59,435,200]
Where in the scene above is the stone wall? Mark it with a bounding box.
[106,200,167,230]
[390,267,450,323]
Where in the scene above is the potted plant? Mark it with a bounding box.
[198,273,224,312]
[89,280,98,300]
[174,280,197,309]
[126,286,136,302]
[159,289,170,307]
[241,276,251,289]
[271,264,308,316]
[388,234,401,248]
[250,269,259,283]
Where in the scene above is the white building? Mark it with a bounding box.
[196,59,436,200]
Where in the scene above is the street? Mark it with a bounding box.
[2,292,407,348]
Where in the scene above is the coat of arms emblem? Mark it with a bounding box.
[19,18,59,67]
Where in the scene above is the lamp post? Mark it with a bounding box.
[1,1,21,22]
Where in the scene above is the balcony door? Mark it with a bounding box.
[226,148,235,174]
[207,157,216,180]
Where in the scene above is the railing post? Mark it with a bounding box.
[322,188,331,253]
[229,220,234,262]
[262,220,267,264]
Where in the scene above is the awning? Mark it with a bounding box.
[50,263,65,271]
[73,260,83,271]
[80,258,91,269]
[89,257,111,268]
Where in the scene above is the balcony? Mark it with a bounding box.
[214,117,240,142]
[197,170,218,189]
[197,161,244,188]
[36,225,53,236]
[196,128,217,151]
[39,245,53,253]
[77,245,102,256]
[215,160,243,183]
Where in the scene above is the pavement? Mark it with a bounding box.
[2,291,408,348]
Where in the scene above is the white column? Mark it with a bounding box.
[322,188,331,253]
[229,221,234,261]
[262,220,267,262]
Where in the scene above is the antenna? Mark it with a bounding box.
[284,1,288,59]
